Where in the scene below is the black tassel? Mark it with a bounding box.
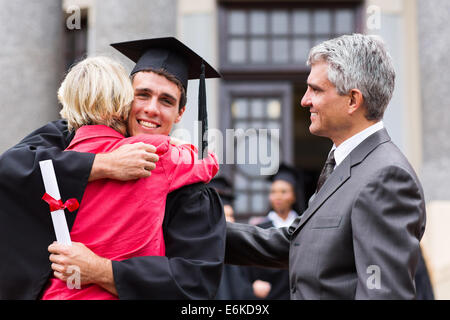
[198,61,208,159]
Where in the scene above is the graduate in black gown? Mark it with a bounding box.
[0,38,226,299]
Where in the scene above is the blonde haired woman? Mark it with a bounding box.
[41,56,219,299]
[58,56,133,136]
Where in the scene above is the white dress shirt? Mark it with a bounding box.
[267,210,299,228]
[331,121,385,168]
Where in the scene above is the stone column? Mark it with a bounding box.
[175,0,220,149]
[418,0,450,202]
[417,0,450,299]
[0,0,64,152]
[90,0,177,72]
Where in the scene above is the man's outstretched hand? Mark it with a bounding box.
[89,142,159,181]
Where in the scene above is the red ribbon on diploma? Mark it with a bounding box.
[42,193,79,212]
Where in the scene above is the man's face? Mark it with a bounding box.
[128,71,186,136]
[301,61,351,145]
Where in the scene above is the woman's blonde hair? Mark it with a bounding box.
[58,56,134,135]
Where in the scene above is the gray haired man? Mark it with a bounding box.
[225,34,426,299]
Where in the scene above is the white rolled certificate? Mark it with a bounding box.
[39,160,72,246]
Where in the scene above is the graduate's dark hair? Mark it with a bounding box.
[130,68,187,111]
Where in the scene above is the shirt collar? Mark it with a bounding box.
[331,121,384,167]
[268,210,299,228]
[68,125,124,149]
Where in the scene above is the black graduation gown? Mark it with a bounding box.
[215,264,254,300]
[242,219,291,300]
[0,120,226,300]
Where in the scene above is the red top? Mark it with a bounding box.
[41,125,219,300]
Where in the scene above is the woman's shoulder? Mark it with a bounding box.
[120,134,170,154]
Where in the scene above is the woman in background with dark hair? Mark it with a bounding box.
[245,164,305,300]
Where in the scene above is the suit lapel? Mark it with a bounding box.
[290,158,350,235]
[289,129,391,236]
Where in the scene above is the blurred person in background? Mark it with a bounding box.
[245,164,304,300]
[210,177,254,300]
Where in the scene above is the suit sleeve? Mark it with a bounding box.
[112,183,226,300]
[0,120,95,299]
[225,222,290,269]
[351,165,426,299]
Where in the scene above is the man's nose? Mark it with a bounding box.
[300,90,311,108]
[143,97,160,115]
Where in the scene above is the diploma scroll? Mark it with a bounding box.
[39,160,72,246]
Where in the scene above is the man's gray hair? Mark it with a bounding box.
[307,34,396,121]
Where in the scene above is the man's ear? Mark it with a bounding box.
[348,89,364,115]
[175,106,186,123]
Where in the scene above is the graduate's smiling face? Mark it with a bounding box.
[128,71,186,136]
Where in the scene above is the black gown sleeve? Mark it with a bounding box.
[0,120,94,299]
[112,183,226,300]
[215,265,255,300]
[241,220,291,300]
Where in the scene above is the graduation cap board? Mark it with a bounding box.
[111,37,221,158]
[267,163,301,190]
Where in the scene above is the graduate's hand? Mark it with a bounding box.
[90,142,159,182]
[48,241,117,296]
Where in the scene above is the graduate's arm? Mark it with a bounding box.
[225,222,290,269]
[112,183,227,299]
[89,142,159,181]
[2,120,95,205]
[9,120,157,183]
[165,142,219,192]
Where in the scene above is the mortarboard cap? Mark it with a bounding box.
[208,176,235,206]
[267,163,306,213]
[110,37,221,158]
[267,163,300,189]
[110,37,221,91]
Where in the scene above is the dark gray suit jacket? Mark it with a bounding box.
[225,129,426,299]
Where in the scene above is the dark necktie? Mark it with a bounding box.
[316,150,336,193]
